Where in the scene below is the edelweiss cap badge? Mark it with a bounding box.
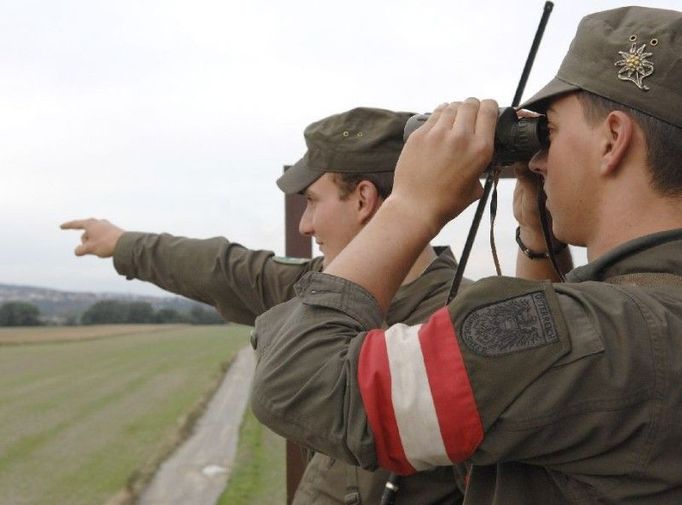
[614,35,655,91]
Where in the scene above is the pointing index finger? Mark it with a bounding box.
[60,219,87,230]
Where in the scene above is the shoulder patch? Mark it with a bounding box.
[461,291,559,356]
[272,256,309,265]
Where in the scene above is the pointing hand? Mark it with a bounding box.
[60,218,125,258]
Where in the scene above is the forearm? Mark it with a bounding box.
[113,232,311,324]
[325,197,438,313]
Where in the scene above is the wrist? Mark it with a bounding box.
[516,226,567,260]
[382,195,443,242]
[516,225,547,252]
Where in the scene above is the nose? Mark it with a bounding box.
[529,149,548,176]
[298,203,314,237]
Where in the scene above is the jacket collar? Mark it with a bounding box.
[567,229,682,283]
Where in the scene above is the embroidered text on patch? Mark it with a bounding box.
[461,291,559,356]
[614,41,654,91]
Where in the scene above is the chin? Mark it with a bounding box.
[553,225,581,248]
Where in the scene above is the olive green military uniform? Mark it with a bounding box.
[113,231,467,504]
[252,230,682,504]
[113,232,323,325]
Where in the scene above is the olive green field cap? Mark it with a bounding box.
[522,6,682,128]
[277,107,415,195]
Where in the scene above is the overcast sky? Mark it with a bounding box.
[1,0,678,297]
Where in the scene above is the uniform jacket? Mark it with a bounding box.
[113,232,466,504]
[251,229,682,504]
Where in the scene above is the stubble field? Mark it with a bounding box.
[0,324,251,505]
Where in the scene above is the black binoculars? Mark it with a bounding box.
[403,107,549,167]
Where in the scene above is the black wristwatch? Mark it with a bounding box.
[515,226,567,259]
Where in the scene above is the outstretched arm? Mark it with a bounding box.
[60,218,321,324]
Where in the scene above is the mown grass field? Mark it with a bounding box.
[0,325,179,345]
[0,324,251,505]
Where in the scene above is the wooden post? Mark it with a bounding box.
[283,165,311,504]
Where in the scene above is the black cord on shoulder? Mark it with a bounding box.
[536,180,566,282]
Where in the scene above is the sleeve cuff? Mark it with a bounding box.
[112,231,148,279]
[294,272,384,329]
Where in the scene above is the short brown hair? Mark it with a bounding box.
[331,172,394,200]
[577,91,682,196]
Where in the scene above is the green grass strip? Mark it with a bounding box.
[217,408,285,505]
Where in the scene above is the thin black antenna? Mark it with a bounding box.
[381,5,555,504]
[447,0,554,303]
[512,2,554,107]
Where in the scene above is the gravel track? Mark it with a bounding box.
[138,345,256,505]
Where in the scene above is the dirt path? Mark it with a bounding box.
[138,345,256,505]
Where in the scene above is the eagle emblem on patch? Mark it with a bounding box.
[614,38,655,91]
[461,291,559,356]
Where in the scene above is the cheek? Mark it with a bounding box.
[311,203,342,236]
[329,203,362,239]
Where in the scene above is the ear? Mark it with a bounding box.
[599,111,634,176]
[355,180,383,224]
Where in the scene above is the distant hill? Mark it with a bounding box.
[0,283,208,324]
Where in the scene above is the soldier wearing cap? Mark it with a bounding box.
[251,6,682,504]
[62,108,468,504]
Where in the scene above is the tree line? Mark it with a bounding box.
[0,300,224,327]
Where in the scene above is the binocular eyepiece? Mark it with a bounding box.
[403,107,549,166]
